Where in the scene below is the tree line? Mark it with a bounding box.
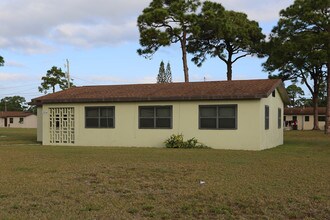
[262,0,329,131]
[137,0,329,133]
[137,0,264,82]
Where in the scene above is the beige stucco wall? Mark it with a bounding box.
[260,89,284,150]
[0,118,4,127]
[39,96,284,150]
[37,107,43,142]
[285,115,326,130]
[0,115,37,128]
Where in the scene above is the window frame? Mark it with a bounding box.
[318,116,326,122]
[85,106,115,129]
[138,106,173,129]
[265,105,269,130]
[199,105,238,130]
[305,116,310,122]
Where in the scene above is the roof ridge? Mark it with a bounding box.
[80,78,279,88]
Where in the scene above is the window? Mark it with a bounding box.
[284,116,286,121]
[293,116,297,121]
[139,106,172,129]
[19,117,24,124]
[305,116,310,122]
[199,105,237,129]
[272,90,276,97]
[278,108,281,129]
[9,118,13,123]
[265,105,269,130]
[318,116,326,122]
[85,107,115,128]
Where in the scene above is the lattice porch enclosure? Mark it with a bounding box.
[49,107,75,144]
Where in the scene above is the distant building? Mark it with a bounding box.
[0,111,37,128]
[284,107,326,130]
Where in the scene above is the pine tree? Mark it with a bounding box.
[157,61,166,83]
[137,0,201,82]
[165,62,172,83]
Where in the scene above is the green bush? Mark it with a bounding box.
[165,134,208,149]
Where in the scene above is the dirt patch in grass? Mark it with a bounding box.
[0,129,329,219]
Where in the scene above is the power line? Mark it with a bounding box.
[70,74,98,85]
[0,83,40,90]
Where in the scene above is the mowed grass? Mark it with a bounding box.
[0,129,329,219]
[0,128,37,145]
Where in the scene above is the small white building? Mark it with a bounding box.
[284,107,326,130]
[0,111,37,128]
[31,79,289,150]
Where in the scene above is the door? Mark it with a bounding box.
[4,118,7,127]
[49,107,75,144]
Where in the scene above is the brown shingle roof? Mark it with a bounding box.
[0,111,34,118]
[31,79,289,105]
[284,107,326,115]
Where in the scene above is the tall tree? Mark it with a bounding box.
[137,0,201,82]
[157,61,173,83]
[165,62,172,83]
[0,96,27,111]
[38,66,73,94]
[286,84,305,107]
[157,61,166,83]
[264,37,326,130]
[263,0,329,131]
[188,1,265,80]
[0,56,4,66]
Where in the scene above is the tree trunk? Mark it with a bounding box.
[180,31,189,82]
[312,94,320,130]
[226,45,233,81]
[312,74,320,130]
[325,61,330,134]
[52,86,55,93]
[226,62,232,81]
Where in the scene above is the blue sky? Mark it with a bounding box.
[0,0,295,103]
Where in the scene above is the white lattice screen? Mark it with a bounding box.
[49,107,75,144]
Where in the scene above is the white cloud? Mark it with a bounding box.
[4,60,26,68]
[0,0,150,53]
[0,0,293,54]
[215,0,294,22]
[50,21,138,47]
[0,37,54,54]
[0,72,28,81]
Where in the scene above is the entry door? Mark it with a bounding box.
[4,118,7,127]
[49,107,75,144]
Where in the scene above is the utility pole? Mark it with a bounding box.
[66,59,71,89]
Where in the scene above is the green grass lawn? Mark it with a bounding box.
[0,128,329,219]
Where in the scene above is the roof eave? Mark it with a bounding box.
[31,96,265,105]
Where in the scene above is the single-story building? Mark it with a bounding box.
[30,79,289,150]
[0,111,37,128]
[284,107,326,130]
